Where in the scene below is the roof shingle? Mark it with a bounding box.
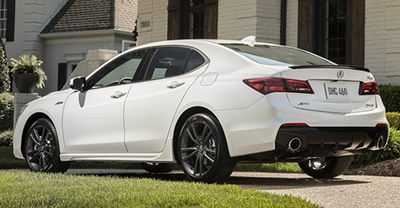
[42,0,115,34]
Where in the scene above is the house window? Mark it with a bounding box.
[0,0,7,39]
[167,0,218,40]
[326,0,347,64]
[188,0,205,38]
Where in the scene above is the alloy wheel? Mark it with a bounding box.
[26,124,56,171]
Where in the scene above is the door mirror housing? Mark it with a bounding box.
[70,77,86,91]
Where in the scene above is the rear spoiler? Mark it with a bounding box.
[289,65,370,73]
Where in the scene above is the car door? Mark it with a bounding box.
[124,47,208,153]
[63,49,148,153]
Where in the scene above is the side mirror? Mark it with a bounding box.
[70,77,86,91]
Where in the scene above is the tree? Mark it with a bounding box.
[132,19,138,42]
[0,40,10,93]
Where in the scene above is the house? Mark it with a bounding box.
[3,0,137,95]
[137,0,400,85]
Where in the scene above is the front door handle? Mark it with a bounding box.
[110,91,126,99]
[167,81,185,89]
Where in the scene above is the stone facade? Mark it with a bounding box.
[286,0,298,47]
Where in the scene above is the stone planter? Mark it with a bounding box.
[13,73,38,93]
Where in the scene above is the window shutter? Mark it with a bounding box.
[204,0,218,39]
[297,0,313,51]
[58,63,67,90]
[6,0,15,41]
[167,0,180,40]
[348,0,365,66]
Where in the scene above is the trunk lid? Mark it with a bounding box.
[281,65,377,114]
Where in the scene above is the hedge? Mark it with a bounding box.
[0,93,14,132]
[0,130,12,147]
[387,112,400,129]
[379,84,400,112]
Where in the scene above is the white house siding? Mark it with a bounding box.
[115,0,138,32]
[5,0,66,60]
[255,0,280,44]
[136,0,168,45]
[365,0,400,85]
[285,0,298,47]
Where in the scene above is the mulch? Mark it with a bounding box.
[345,158,400,177]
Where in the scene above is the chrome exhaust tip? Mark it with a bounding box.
[376,135,385,149]
[287,137,302,152]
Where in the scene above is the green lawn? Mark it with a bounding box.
[0,171,319,208]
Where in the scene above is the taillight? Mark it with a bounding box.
[359,81,379,95]
[243,78,313,95]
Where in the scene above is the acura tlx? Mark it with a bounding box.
[13,37,389,183]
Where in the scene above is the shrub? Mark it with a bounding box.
[0,130,13,147]
[0,93,14,132]
[387,112,400,129]
[0,40,10,93]
[379,84,400,112]
[352,127,400,164]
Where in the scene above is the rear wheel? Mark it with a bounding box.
[140,163,177,173]
[298,156,352,178]
[176,113,237,183]
[24,118,70,173]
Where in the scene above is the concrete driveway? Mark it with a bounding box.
[65,169,400,208]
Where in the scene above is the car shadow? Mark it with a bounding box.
[66,169,370,190]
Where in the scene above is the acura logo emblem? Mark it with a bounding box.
[337,70,344,79]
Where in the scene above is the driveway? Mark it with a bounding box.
[65,169,399,208]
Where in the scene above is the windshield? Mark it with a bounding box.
[222,44,334,66]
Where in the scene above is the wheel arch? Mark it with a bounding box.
[20,112,52,157]
[172,106,228,161]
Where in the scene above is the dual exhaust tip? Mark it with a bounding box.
[286,135,385,152]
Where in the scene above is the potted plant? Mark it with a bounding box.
[10,54,47,93]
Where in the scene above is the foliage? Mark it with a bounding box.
[10,54,47,89]
[0,40,10,93]
[0,171,319,208]
[386,112,400,129]
[352,127,400,164]
[379,84,400,112]
[132,19,138,41]
[0,93,13,132]
[0,130,13,147]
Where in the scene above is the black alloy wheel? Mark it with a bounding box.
[24,118,70,173]
[298,156,352,178]
[177,113,236,183]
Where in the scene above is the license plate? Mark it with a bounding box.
[324,82,350,100]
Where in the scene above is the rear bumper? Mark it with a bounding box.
[274,125,389,159]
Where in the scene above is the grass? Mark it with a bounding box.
[0,171,320,208]
[1,147,302,173]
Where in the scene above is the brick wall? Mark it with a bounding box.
[365,0,400,85]
[115,0,138,32]
[255,0,280,44]
[136,0,168,45]
[286,0,298,47]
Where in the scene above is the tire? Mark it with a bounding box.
[140,163,178,173]
[298,156,352,178]
[24,118,71,173]
[176,113,237,183]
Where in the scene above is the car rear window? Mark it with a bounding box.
[222,44,334,66]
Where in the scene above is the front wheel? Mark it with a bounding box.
[176,113,237,183]
[24,118,71,173]
[298,156,352,178]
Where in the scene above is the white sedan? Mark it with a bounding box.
[13,38,389,183]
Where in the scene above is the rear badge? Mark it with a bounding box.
[367,75,374,80]
[337,70,344,79]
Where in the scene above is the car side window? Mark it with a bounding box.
[145,48,192,80]
[185,51,205,72]
[93,50,147,88]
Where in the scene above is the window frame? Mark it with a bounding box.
[84,49,151,90]
[137,46,210,82]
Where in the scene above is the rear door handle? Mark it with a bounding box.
[166,81,185,89]
[110,91,126,99]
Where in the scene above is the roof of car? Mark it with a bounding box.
[137,39,284,49]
